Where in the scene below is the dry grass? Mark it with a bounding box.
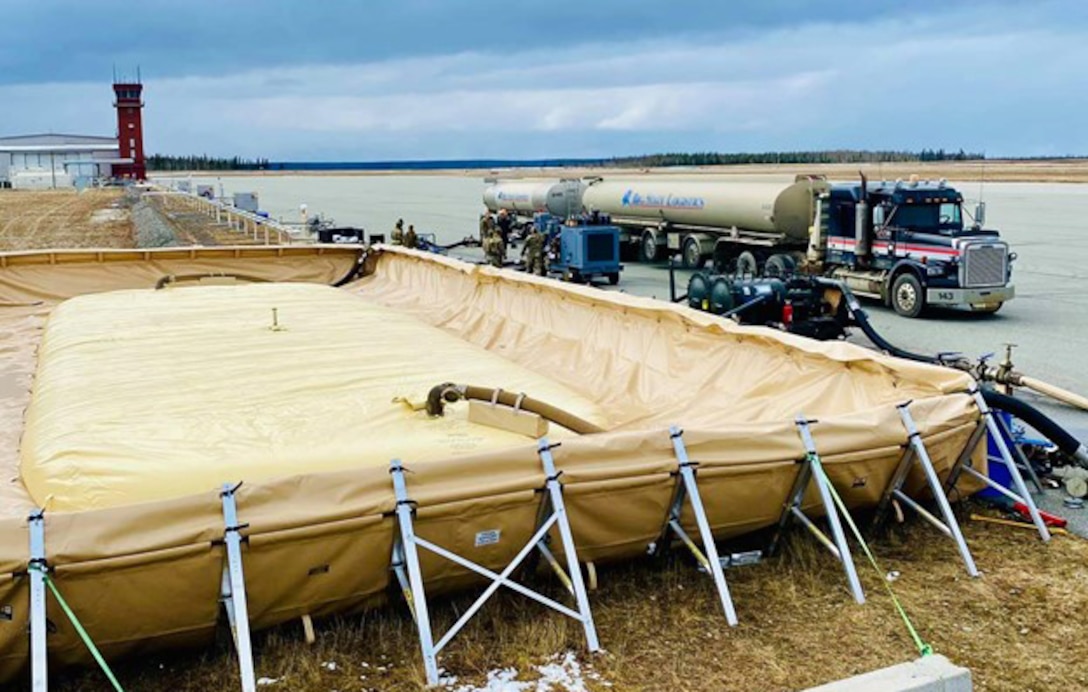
[41,504,1088,692]
[0,189,135,251]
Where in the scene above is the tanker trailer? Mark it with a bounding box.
[482,179,586,222]
[581,177,827,266]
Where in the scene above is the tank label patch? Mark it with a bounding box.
[621,189,705,210]
[475,529,501,547]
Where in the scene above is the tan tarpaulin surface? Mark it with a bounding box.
[0,246,984,681]
[23,282,609,511]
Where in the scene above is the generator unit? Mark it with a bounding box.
[535,213,622,282]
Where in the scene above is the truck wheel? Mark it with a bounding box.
[606,272,620,285]
[640,229,660,263]
[891,273,925,318]
[681,237,705,269]
[764,254,796,278]
[736,251,759,277]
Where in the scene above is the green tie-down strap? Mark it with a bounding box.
[28,563,126,691]
[809,454,934,657]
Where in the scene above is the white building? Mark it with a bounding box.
[0,134,131,189]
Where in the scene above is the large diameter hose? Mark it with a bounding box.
[1018,376,1088,413]
[982,389,1088,467]
[426,383,605,435]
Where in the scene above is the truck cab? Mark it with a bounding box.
[823,179,1015,317]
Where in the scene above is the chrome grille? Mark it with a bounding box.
[963,243,1007,287]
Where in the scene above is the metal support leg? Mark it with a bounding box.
[653,426,738,625]
[871,445,916,533]
[992,411,1045,494]
[220,483,257,692]
[896,404,980,577]
[28,510,47,692]
[766,456,814,558]
[389,445,599,687]
[795,417,866,605]
[970,390,1051,542]
[390,459,440,684]
[943,420,987,494]
[538,439,601,650]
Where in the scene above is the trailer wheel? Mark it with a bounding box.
[736,251,759,277]
[764,253,796,278]
[891,273,925,318]
[640,229,660,263]
[681,237,705,269]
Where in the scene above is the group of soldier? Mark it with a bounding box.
[479,209,547,275]
[389,218,419,249]
[390,209,549,276]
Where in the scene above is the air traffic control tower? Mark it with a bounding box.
[112,81,146,180]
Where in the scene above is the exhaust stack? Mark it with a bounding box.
[854,171,869,262]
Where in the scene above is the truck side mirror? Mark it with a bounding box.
[974,202,986,227]
[872,205,885,227]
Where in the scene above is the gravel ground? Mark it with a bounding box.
[132,198,180,247]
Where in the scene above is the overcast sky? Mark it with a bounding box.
[1,0,1085,160]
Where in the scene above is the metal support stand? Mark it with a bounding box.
[945,389,1051,542]
[28,510,47,692]
[220,483,257,692]
[651,426,738,625]
[872,404,980,577]
[992,411,1045,494]
[767,417,866,604]
[390,440,599,687]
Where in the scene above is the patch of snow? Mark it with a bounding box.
[90,208,127,223]
[256,677,280,686]
[446,651,606,692]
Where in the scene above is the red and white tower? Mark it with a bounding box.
[112,81,146,180]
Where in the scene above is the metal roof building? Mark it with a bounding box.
[0,133,131,189]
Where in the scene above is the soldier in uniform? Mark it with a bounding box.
[479,212,494,239]
[484,228,504,267]
[391,218,405,245]
[497,209,513,247]
[404,224,418,250]
[521,225,545,276]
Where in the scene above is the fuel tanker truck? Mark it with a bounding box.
[482,179,585,221]
[579,175,1015,317]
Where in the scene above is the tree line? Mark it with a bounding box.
[145,148,987,172]
[146,155,270,172]
[607,149,984,167]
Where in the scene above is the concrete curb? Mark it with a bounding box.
[804,655,971,692]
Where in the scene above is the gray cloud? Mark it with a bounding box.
[1,3,1085,158]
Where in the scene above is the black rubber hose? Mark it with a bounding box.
[811,278,941,364]
[331,248,369,287]
[851,307,941,364]
[982,389,1088,465]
